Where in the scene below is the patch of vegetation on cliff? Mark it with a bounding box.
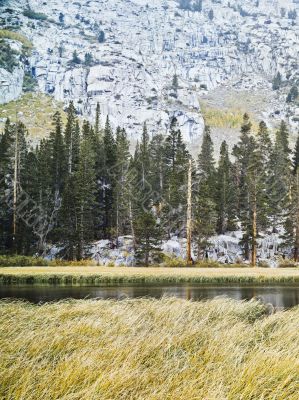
[0,38,19,72]
[0,29,33,54]
[0,93,66,138]
[201,103,259,131]
[23,9,48,21]
[22,72,38,92]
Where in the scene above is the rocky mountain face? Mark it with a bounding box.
[0,0,299,147]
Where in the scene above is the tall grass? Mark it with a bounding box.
[1,266,299,285]
[201,104,259,131]
[0,298,298,399]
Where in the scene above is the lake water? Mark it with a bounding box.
[1,285,299,308]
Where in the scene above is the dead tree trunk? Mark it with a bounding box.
[251,194,257,267]
[294,170,299,262]
[129,200,136,251]
[187,159,192,265]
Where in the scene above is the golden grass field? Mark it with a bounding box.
[1,266,299,278]
[0,297,298,399]
[1,266,299,286]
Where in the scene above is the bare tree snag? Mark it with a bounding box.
[187,159,192,265]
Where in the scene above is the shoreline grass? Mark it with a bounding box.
[1,297,298,399]
[1,267,299,286]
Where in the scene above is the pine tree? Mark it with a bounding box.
[60,109,81,259]
[283,133,299,260]
[233,114,256,260]
[84,52,93,66]
[128,143,141,249]
[102,116,117,236]
[286,169,299,261]
[92,107,105,240]
[194,126,217,258]
[130,127,164,260]
[32,113,67,252]
[49,112,66,196]
[20,149,40,254]
[172,74,178,97]
[247,140,269,266]
[95,102,101,135]
[268,121,292,226]
[197,126,216,188]
[148,134,166,211]
[162,117,190,237]
[11,122,28,254]
[71,50,81,64]
[215,141,237,234]
[293,132,299,174]
[65,101,80,174]
[286,86,298,103]
[0,119,15,252]
[114,128,131,242]
[256,121,272,167]
[59,175,78,260]
[36,138,53,247]
[272,72,282,90]
[75,133,96,259]
[0,120,35,254]
[134,211,162,266]
[140,122,150,191]
[254,121,272,231]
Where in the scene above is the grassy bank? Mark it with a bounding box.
[1,298,298,399]
[1,267,299,285]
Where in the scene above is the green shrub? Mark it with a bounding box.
[48,259,97,267]
[0,256,100,267]
[106,261,116,268]
[0,39,19,72]
[23,9,48,21]
[195,261,222,268]
[257,260,271,268]
[162,257,188,268]
[0,256,48,267]
[22,72,37,92]
[195,261,250,268]
[160,257,251,269]
[278,260,298,268]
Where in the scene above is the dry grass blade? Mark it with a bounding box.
[0,298,299,399]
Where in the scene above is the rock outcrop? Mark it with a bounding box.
[0,67,24,105]
[0,0,298,143]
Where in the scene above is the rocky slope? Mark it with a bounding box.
[0,0,298,147]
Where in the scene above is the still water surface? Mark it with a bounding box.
[1,285,299,308]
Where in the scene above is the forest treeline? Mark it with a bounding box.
[0,102,299,265]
